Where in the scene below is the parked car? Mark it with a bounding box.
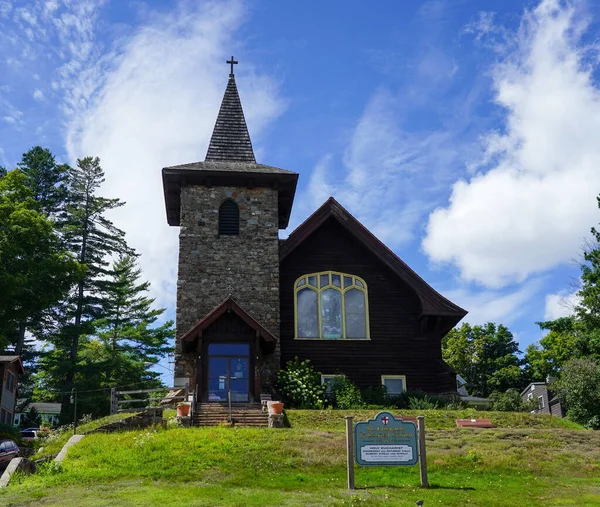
[0,440,19,469]
[20,430,38,443]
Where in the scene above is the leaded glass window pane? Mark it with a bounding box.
[332,274,341,287]
[343,276,352,288]
[297,278,306,287]
[321,289,342,339]
[320,274,329,288]
[345,289,366,338]
[308,276,317,287]
[297,288,318,338]
[355,279,364,288]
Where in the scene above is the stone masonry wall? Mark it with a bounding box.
[174,185,281,388]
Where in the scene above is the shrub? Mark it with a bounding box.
[0,423,22,445]
[488,389,534,412]
[408,395,439,410]
[554,358,600,429]
[277,357,327,409]
[362,385,388,406]
[329,376,364,409]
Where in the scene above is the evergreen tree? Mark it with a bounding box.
[36,255,173,417]
[17,146,69,217]
[40,157,132,419]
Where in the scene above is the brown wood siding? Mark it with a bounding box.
[280,218,456,394]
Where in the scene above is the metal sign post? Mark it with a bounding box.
[345,416,355,489]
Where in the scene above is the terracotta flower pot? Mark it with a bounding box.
[177,403,190,417]
[271,402,284,415]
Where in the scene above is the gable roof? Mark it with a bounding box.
[206,73,255,162]
[280,197,467,324]
[181,296,277,345]
[0,355,24,374]
[520,382,547,397]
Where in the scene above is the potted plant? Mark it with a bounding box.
[177,402,191,417]
[270,402,284,415]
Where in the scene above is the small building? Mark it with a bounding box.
[521,382,564,417]
[14,402,62,428]
[0,355,24,425]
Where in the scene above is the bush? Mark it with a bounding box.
[408,395,439,410]
[488,389,534,412]
[362,385,388,406]
[329,376,364,409]
[554,358,600,429]
[0,423,23,445]
[277,357,327,409]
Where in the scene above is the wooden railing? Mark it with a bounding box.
[110,384,189,414]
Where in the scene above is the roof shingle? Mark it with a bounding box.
[205,74,255,163]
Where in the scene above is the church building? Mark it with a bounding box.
[162,59,467,405]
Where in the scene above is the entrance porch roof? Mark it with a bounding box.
[180,296,277,348]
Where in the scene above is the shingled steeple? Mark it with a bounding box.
[205,57,256,163]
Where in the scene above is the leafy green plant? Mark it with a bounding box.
[361,385,388,406]
[277,357,327,409]
[488,389,533,412]
[329,376,364,409]
[466,448,483,464]
[408,395,439,410]
[0,423,23,445]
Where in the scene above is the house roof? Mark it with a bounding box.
[181,296,277,347]
[206,73,256,163]
[520,382,547,396]
[0,355,24,374]
[280,197,468,327]
[22,402,61,414]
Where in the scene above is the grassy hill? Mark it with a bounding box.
[1,409,599,506]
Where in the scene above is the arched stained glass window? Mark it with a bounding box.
[294,271,369,340]
[218,199,239,236]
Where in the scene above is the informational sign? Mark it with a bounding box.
[354,411,419,466]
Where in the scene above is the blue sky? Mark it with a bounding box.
[2,0,600,381]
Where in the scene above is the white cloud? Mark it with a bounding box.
[3,115,16,124]
[32,88,44,101]
[544,289,580,320]
[423,0,600,288]
[444,278,543,327]
[0,1,11,19]
[297,88,465,248]
[65,0,284,309]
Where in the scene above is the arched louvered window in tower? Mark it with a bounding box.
[218,199,239,236]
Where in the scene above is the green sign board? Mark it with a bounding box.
[354,411,418,466]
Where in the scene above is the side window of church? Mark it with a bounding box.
[294,271,369,339]
[218,199,239,236]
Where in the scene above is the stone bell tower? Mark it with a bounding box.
[162,57,298,396]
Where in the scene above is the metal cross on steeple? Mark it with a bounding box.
[227,56,238,75]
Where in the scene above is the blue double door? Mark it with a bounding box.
[207,343,250,402]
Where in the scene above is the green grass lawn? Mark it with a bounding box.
[1,409,598,506]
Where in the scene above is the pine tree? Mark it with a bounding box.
[17,146,69,217]
[41,157,132,419]
[95,255,174,387]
